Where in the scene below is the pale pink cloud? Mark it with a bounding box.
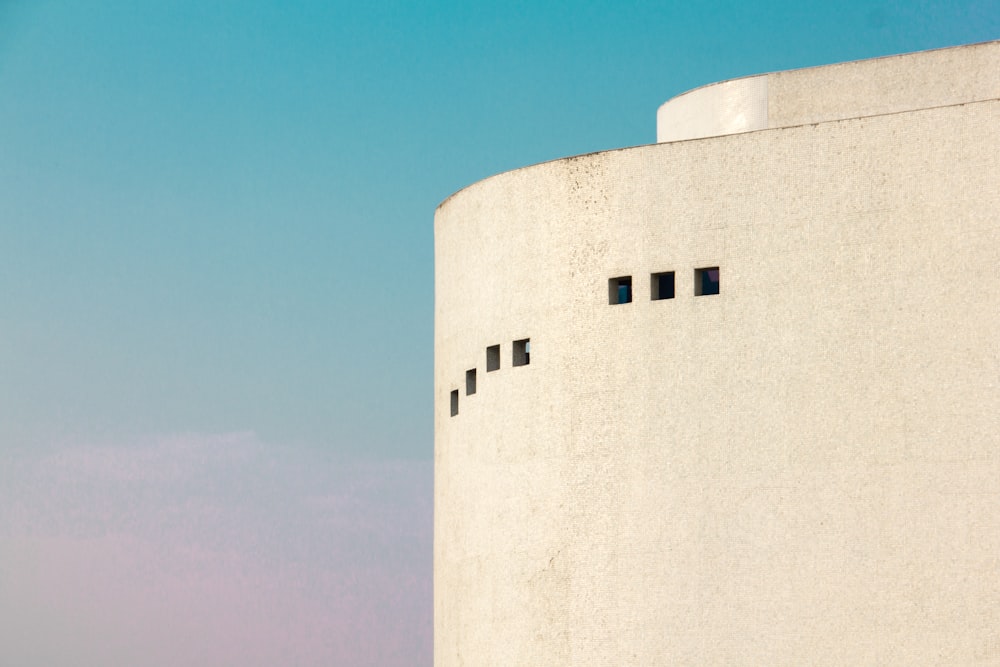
[0,433,432,667]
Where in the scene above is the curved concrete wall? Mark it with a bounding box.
[657,39,1000,142]
[656,75,768,142]
[437,42,1000,666]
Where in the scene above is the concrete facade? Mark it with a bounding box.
[435,41,1000,665]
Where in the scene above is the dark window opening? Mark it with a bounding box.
[695,267,720,296]
[486,344,500,372]
[466,369,477,395]
[651,271,675,300]
[450,389,459,416]
[513,338,530,367]
[609,276,632,304]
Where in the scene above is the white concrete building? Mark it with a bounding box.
[435,41,1000,665]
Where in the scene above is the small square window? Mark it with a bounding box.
[695,267,720,296]
[466,369,477,395]
[450,389,459,416]
[651,271,675,300]
[513,338,530,367]
[609,276,632,304]
[486,345,500,372]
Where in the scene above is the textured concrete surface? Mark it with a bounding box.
[436,41,1000,666]
[656,75,768,142]
[657,39,1000,142]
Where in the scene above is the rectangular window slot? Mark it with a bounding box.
[486,344,500,372]
[609,276,632,304]
[695,266,720,296]
[513,338,530,367]
[450,389,459,416]
[466,369,477,395]
[651,271,675,300]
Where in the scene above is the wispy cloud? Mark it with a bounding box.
[0,433,432,667]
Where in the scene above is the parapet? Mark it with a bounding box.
[657,39,1000,142]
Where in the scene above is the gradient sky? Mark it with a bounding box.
[0,1,997,665]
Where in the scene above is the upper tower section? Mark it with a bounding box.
[657,40,1000,142]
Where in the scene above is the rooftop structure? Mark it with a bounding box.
[434,41,1000,665]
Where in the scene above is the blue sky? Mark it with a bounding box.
[1,1,998,455]
[0,1,997,664]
